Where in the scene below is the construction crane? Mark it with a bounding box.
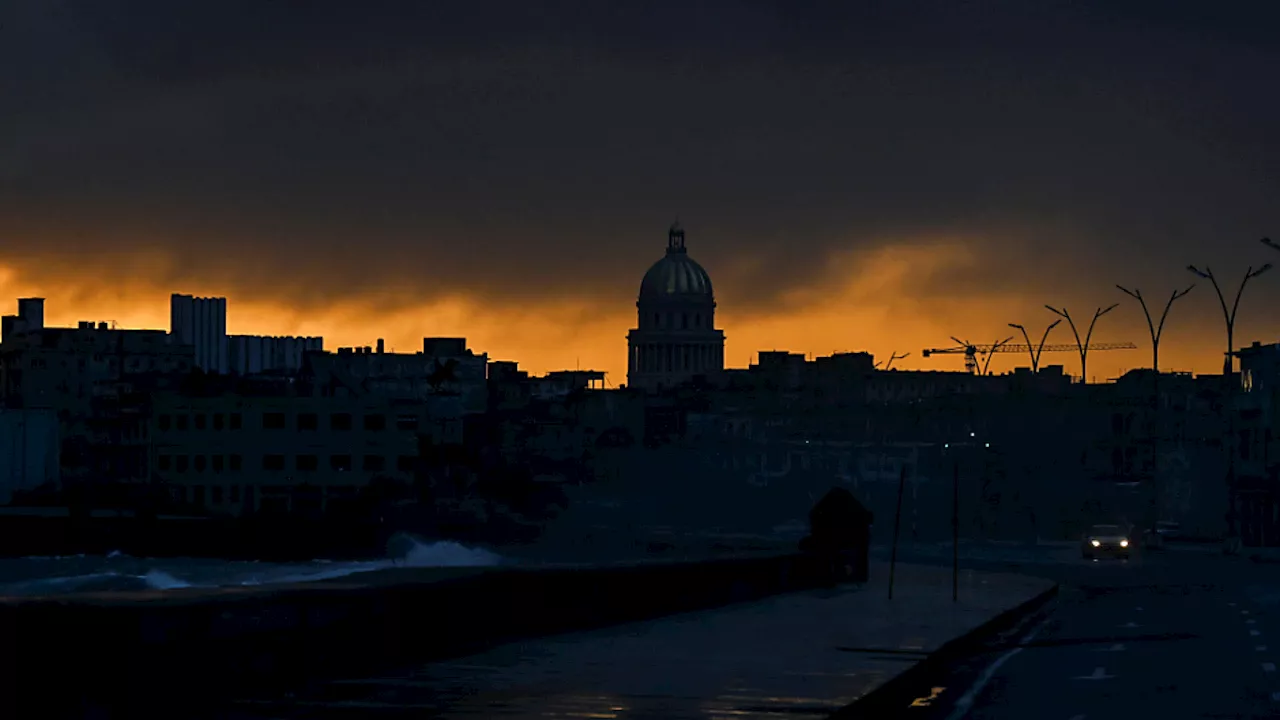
[922,337,1138,375]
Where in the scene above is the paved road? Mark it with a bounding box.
[885,544,1280,720]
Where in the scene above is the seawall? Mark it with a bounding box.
[0,552,858,715]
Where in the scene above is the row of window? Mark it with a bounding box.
[157,453,417,474]
[177,483,360,508]
[157,412,420,432]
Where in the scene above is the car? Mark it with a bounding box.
[1082,524,1132,560]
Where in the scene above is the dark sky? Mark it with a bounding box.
[3,1,1280,374]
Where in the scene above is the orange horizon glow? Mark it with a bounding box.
[0,244,1264,386]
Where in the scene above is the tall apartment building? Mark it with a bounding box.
[170,294,228,374]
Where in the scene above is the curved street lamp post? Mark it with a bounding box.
[1185,260,1271,547]
[1115,283,1194,536]
[1115,284,1195,373]
[1008,320,1061,373]
[1186,263,1272,374]
[1044,304,1119,383]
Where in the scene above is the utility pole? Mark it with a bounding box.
[1045,304,1119,384]
[1008,320,1061,372]
[952,460,960,603]
[1117,283,1195,534]
[888,464,906,600]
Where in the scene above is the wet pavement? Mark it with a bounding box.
[848,543,1280,720]
[222,561,1052,719]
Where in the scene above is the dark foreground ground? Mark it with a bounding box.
[877,542,1280,720]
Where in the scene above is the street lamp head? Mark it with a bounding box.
[1261,237,1279,251]
[1008,322,1024,330]
[1097,303,1119,318]
[1250,263,1274,279]
[1045,304,1067,318]
[1047,318,1062,330]
[1187,265,1211,279]
[1116,284,1140,299]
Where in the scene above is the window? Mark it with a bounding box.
[397,455,416,473]
[176,415,188,431]
[296,454,318,471]
[212,486,223,504]
[193,486,205,506]
[195,414,207,430]
[212,455,224,473]
[230,485,241,503]
[363,455,385,472]
[229,454,242,472]
[157,455,171,471]
[158,414,171,431]
[297,412,319,431]
[176,456,189,473]
[262,412,286,430]
[213,413,224,431]
[262,454,286,471]
[194,455,206,473]
[396,415,418,431]
[331,413,352,431]
[331,455,353,472]
[364,414,386,431]
[230,413,242,430]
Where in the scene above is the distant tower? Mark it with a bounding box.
[170,294,229,374]
[626,223,725,390]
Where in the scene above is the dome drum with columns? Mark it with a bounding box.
[627,223,725,390]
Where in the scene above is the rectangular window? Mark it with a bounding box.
[397,455,416,473]
[193,485,205,506]
[229,454,242,472]
[230,485,241,503]
[297,412,319,431]
[213,413,224,431]
[262,412,286,430]
[194,455,207,473]
[176,455,189,473]
[157,455,171,471]
[212,455,224,473]
[262,454,286,471]
[330,455,353,472]
[176,415,188,431]
[364,414,386,431]
[158,414,171,431]
[363,455,385,472]
[212,486,224,504]
[296,454,319,471]
[230,413,242,430]
[195,414,207,430]
[331,413,352,431]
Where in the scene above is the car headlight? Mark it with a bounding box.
[1120,540,1129,547]
[1091,540,1100,547]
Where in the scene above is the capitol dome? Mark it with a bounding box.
[638,223,715,301]
[626,223,725,392]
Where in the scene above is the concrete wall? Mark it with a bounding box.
[0,553,856,714]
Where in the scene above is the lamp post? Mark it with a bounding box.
[1186,264,1272,374]
[1186,262,1271,546]
[1009,320,1061,373]
[1115,284,1195,373]
[1116,283,1194,537]
[1044,304,1119,384]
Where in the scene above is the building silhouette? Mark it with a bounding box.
[171,294,228,374]
[627,223,725,390]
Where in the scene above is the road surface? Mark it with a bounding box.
[886,543,1280,720]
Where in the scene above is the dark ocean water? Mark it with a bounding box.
[0,536,505,597]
